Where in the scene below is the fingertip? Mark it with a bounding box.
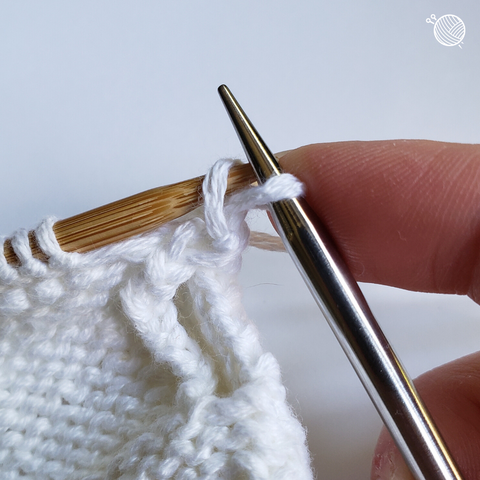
[372,351,480,480]
[371,429,415,480]
[277,141,480,297]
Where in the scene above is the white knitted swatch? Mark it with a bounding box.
[0,159,313,480]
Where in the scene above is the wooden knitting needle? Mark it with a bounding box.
[4,162,257,266]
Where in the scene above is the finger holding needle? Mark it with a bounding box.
[279,140,480,480]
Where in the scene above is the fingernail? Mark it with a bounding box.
[274,150,291,160]
[372,446,415,480]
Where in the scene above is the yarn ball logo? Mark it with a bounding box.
[426,14,465,48]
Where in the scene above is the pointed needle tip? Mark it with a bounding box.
[217,85,282,183]
[217,84,231,103]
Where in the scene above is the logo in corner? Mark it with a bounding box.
[426,14,465,48]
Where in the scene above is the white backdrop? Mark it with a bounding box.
[1,2,480,478]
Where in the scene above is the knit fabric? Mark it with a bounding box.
[0,159,313,480]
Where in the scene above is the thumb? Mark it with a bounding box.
[371,351,480,479]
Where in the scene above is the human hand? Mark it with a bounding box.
[280,141,480,480]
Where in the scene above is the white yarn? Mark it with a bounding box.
[0,159,312,480]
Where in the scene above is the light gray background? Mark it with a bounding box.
[1,2,479,478]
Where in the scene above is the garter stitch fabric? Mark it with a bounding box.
[0,159,313,480]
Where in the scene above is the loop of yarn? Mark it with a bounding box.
[0,160,312,479]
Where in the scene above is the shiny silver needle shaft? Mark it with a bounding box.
[218,84,463,480]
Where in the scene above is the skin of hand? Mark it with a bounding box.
[279,141,480,480]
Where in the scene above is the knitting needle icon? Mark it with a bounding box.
[426,14,465,48]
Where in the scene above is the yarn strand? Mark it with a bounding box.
[0,159,312,479]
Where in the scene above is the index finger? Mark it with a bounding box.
[280,140,480,303]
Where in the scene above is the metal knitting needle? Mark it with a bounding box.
[218,84,463,480]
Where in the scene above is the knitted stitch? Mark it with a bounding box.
[0,159,313,480]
